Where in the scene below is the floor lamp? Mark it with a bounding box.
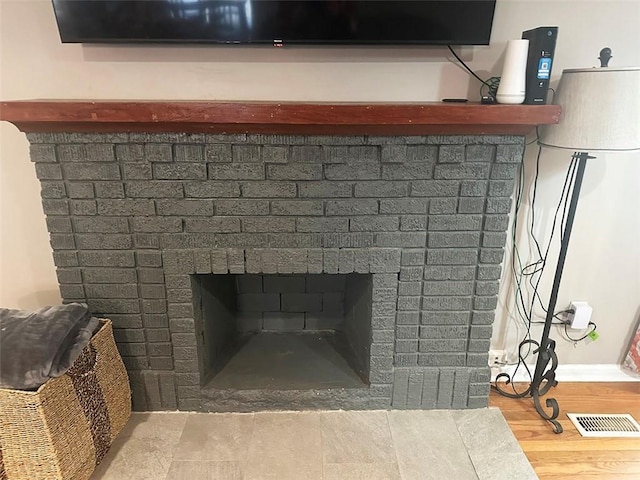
[494,65,640,433]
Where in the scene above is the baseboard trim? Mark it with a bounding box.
[491,364,640,382]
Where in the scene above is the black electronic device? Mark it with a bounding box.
[521,26,558,104]
[51,1,497,46]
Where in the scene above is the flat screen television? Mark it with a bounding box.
[52,1,497,46]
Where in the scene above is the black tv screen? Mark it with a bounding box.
[52,1,497,46]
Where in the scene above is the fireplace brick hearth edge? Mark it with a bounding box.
[24,130,524,412]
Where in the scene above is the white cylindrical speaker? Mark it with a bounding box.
[496,39,530,104]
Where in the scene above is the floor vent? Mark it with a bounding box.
[567,413,640,437]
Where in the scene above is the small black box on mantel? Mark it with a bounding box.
[522,26,559,104]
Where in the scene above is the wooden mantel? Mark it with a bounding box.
[0,100,560,135]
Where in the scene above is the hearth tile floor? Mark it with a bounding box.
[91,408,537,480]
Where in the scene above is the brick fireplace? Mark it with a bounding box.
[1,101,560,412]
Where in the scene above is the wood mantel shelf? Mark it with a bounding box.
[0,100,560,135]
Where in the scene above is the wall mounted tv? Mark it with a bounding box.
[52,1,497,46]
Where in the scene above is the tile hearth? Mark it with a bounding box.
[26,131,523,411]
[90,409,537,480]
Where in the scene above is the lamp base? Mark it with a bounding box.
[493,151,593,434]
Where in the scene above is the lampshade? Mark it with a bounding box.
[538,67,640,151]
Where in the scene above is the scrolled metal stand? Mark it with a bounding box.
[494,151,592,434]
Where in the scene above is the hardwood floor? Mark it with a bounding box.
[489,382,640,479]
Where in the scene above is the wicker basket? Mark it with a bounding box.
[0,319,131,480]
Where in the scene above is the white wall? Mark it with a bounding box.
[1,0,639,364]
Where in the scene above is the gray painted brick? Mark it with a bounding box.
[66,183,94,199]
[35,163,63,180]
[216,200,269,216]
[422,296,472,311]
[272,200,323,216]
[382,163,433,180]
[486,198,512,214]
[398,282,421,296]
[75,234,132,250]
[74,217,129,233]
[369,249,401,273]
[350,216,398,232]
[484,215,509,231]
[237,293,280,312]
[428,232,480,248]
[381,145,409,163]
[209,163,264,180]
[56,268,82,284]
[427,249,478,266]
[298,181,352,198]
[88,299,140,315]
[424,266,476,280]
[395,340,419,353]
[125,181,184,198]
[94,182,124,198]
[79,251,135,267]
[480,248,505,264]
[401,250,425,266]
[323,249,339,273]
[137,251,162,267]
[138,268,164,284]
[194,249,211,274]
[472,311,496,325]
[458,198,485,214]
[204,144,232,162]
[373,288,397,302]
[113,328,145,343]
[491,164,519,180]
[50,234,75,250]
[267,164,322,180]
[460,180,488,197]
[371,273,397,288]
[57,144,114,163]
[242,182,296,198]
[423,281,474,296]
[46,217,72,233]
[428,215,483,231]
[324,163,379,180]
[186,217,241,232]
[163,250,195,274]
[338,249,354,273]
[466,145,495,162]
[411,180,459,197]
[227,249,245,274]
[53,251,78,267]
[62,163,120,180]
[263,313,305,331]
[419,353,466,367]
[232,145,261,162]
[290,145,322,163]
[261,275,300,293]
[169,318,195,333]
[396,312,419,325]
[477,265,502,280]
[429,198,457,214]
[115,144,144,163]
[496,144,525,163]
[394,353,418,367]
[30,144,57,163]
[297,218,348,233]
[474,296,498,310]
[407,370,426,408]
[438,145,465,163]
[242,217,294,233]
[184,181,240,198]
[397,296,421,311]
[380,198,427,214]
[396,325,418,339]
[140,285,166,299]
[468,339,491,352]
[157,199,213,216]
[59,284,84,298]
[69,200,97,216]
[354,181,408,198]
[159,374,177,409]
[166,289,192,302]
[210,250,228,273]
[40,181,66,198]
[144,144,172,162]
[392,369,410,408]
[452,370,471,408]
[375,232,426,248]
[154,164,206,180]
[132,217,182,233]
[467,353,490,367]
[488,180,514,197]
[262,145,289,163]
[174,144,204,162]
[399,216,426,232]
[85,283,138,299]
[420,325,468,339]
[97,199,154,216]
[165,275,190,289]
[434,164,490,180]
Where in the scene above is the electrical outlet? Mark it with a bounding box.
[568,301,592,329]
[488,350,506,366]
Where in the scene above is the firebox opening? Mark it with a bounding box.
[190,273,373,391]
